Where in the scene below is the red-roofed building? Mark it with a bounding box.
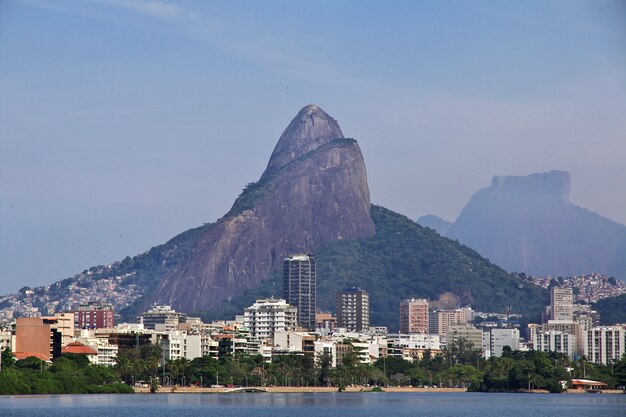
[568,379,608,391]
[13,352,51,362]
[61,342,99,364]
[62,342,98,356]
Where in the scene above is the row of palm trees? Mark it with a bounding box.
[112,342,626,391]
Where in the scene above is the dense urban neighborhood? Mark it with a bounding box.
[1,256,625,395]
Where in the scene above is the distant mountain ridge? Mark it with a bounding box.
[418,171,626,279]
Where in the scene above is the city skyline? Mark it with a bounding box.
[1,1,625,294]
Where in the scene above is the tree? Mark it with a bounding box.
[316,352,332,386]
[613,354,626,388]
[443,337,481,366]
[1,347,15,369]
[140,344,163,378]
[482,356,514,391]
[15,356,46,372]
[169,358,191,385]
[188,356,220,386]
[114,355,134,385]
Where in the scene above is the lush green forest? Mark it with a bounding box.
[0,348,132,395]
[316,206,548,329]
[593,294,626,325]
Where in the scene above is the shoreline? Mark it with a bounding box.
[132,386,466,394]
[131,386,625,395]
[2,387,623,396]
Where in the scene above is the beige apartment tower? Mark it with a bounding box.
[550,286,574,321]
[437,308,473,338]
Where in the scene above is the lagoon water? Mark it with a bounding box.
[1,392,625,417]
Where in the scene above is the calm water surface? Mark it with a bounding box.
[1,392,624,417]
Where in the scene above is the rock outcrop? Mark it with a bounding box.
[152,105,375,310]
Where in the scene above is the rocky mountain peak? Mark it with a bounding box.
[150,104,375,311]
[262,104,344,179]
[444,170,626,278]
[491,170,571,202]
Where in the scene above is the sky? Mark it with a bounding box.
[1,0,625,295]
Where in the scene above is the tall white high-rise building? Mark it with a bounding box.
[283,254,316,330]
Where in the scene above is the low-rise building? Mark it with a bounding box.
[448,324,483,351]
[75,332,119,367]
[387,333,442,362]
[274,331,316,359]
[138,305,186,331]
[61,342,98,364]
[488,328,520,357]
[314,340,337,368]
[161,331,202,361]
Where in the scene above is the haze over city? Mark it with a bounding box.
[1,0,625,294]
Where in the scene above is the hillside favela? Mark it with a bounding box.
[1,1,625,416]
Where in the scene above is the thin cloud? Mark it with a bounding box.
[14,0,354,86]
[97,0,201,21]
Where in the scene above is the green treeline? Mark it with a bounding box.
[0,348,133,395]
[155,342,625,392]
[2,343,624,395]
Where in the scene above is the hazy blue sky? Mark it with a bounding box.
[1,0,625,294]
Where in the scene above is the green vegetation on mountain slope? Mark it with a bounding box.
[315,205,547,329]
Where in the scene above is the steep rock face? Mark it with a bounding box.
[444,171,626,278]
[152,105,375,311]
